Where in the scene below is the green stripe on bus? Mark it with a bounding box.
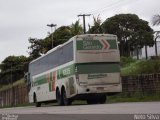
[33,63,120,86]
[107,40,117,49]
[33,64,75,86]
[34,75,47,86]
[76,63,120,74]
[57,64,75,80]
[50,72,52,81]
[49,72,52,91]
[77,40,102,50]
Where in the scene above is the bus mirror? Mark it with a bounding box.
[24,72,30,83]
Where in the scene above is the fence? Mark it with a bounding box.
[0,85,28,107]
[0,73,160,107]
[122,73,160,95]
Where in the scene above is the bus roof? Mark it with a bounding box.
[76,34,116,38]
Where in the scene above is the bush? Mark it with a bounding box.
[121,59,160,75]
[138,59,160,74]
[120,57,136,67]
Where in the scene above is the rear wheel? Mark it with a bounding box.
[62,88,72,106]
[98,95,106,104]
[87,96,98,104]
[33,94,41,107]
[87,95,106,104]
[56,89,63,106]
[87,99,98,104]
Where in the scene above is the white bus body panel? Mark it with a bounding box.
[28,34,122,103]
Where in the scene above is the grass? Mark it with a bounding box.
[121,60,142,76]
[107,93,160,103]
[121,59,160,76]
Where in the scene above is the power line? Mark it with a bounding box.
[89,0,122,14]
[89,0,139,15]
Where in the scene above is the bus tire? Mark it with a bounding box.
[62,88,71,106]
[33,94,41,107]
[56,89,63,106]
[98,95,106,104]
[87,99,98,104]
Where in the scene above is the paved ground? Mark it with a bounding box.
[0,102,160,114]
[0,102,160,120]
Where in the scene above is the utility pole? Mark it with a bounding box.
[78,14,91,34]
[47,24,57,48]
[10,63,14,107]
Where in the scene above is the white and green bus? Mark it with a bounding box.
[26,34,122,107]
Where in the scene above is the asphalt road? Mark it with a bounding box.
[0,102,160,120]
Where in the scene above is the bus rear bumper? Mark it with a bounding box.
[69,84,121,100]
[76,83,122,95]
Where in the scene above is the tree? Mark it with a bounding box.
[152,14,160,57]
[102,14,154,58]
[88,15,103,34]
[0,56,29,84]
[44,26,73,51]
[28,38,47,59]
[53,26,72,41]
[152,14,160,26]
[70,20,83,36]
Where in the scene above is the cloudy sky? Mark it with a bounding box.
[0,0,159,63]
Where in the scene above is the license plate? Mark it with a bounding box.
[96,87,104,90]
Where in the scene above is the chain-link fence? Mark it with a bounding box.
[122,73,160,96]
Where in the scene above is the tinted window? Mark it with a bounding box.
[58,42,73,66]
[29,41,73,77]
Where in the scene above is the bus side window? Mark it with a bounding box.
[60,47,64,66]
